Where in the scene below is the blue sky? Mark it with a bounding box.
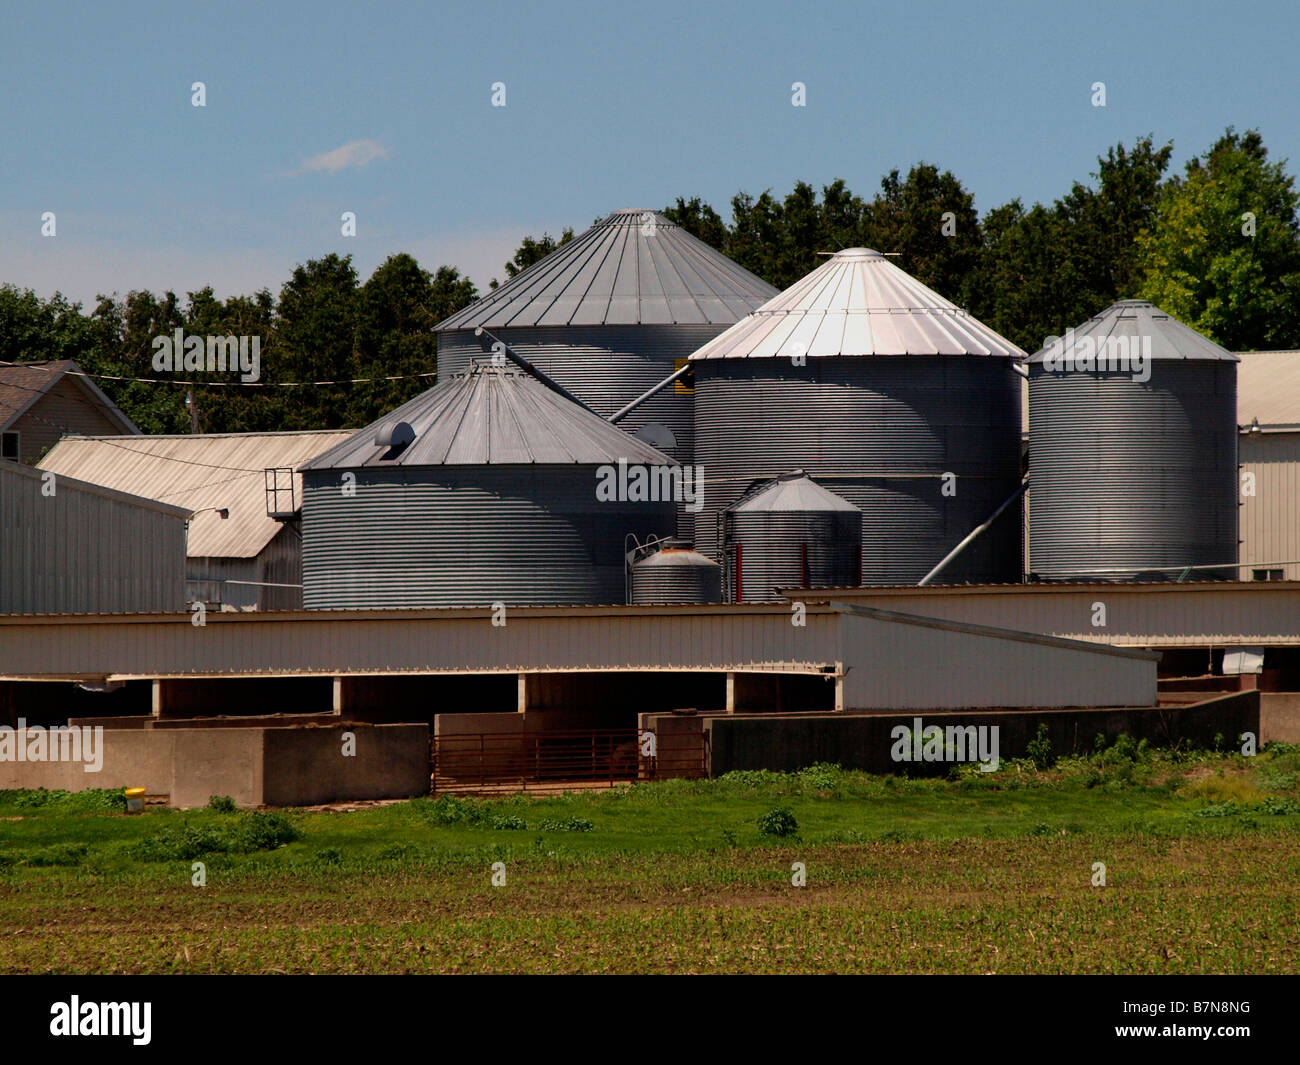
[1,0,1296,306]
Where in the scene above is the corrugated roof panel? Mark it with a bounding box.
[691,248,1023,360]
[38,430,353,558]
[436,210,777,329]
[302,363,676,471]
[1025,300,1239,364]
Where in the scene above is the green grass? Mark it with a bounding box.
[1,742,1298,973]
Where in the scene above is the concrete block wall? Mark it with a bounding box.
[0,723,428,808]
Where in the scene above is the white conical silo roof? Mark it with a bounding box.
[1024,300,1240,363]
[689,248,1024,360]
[435,209,778,330]
[729,473,859,513]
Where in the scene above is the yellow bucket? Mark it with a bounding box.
[124,787,146,813]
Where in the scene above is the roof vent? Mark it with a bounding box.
[375,421,415,459]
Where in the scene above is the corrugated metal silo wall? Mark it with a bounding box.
[438,326,725,544]
[0,466,187,614]
[728,510,863,602]
[630,558,722,604]
[693,357,1023,585]
[1028,362,1238,580]
[301,465,675,608]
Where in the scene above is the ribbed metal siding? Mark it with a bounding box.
[438,326,726,543]
[694,357,1023,584]
[630,550,722,604]
[1238,432,1300,581]
[727,510,862,603]
[1028,362,1238,581]
[0,465,187,615]
[840,611,1156,709]
[302,466,675,608]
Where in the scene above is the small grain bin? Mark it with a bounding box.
[1027,300,1239,581]
[724,473,862,602]
[299,363,678,608]
[630,542,722,604]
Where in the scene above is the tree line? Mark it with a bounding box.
[1,127,1296,440]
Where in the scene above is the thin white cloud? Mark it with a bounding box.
[292,139,390,176]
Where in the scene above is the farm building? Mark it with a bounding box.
[435,208,777,542]
[0,458,188,614]
[0,360,138,464]
[299,362,678,609]
[38,430,352,610]
[1237,350,1300,581]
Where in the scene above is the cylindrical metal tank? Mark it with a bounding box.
[724,474,862,602]
[300,364,678,608]
[1027,300,1239,581]
[435,210,778,544]
[629,543,722,604]
[691,249,1025,585]
[302,465,674,608]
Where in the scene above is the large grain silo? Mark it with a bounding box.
[724,473,862,602]
[435,209,778,542]
[1027,300,1239,581]
[691,248,1025,585]
[299,363,677,608]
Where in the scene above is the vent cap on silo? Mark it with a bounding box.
[434,209,778,331]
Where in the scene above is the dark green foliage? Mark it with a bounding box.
[1026,723,1055,770]
[208,795,236,814]
[538,817,594,833]
[757,807,798,837]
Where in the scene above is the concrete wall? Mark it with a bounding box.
[0,723,428,808]
[1261,692,1300,743]
[262,724,428,807]
[707,692,1261,776]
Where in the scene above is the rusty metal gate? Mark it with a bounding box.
[430,727,707,794]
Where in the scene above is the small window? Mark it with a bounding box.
[1252,568,1284,582]
[1,431,18,461]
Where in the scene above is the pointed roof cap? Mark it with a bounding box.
[1025,300,1239,363]
[729,472,860,514]
[435,209,778,330]
[690,246,1024,360]
[301,362,677,470]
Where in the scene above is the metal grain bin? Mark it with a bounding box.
[630,543,722,604]
[299,364,678,608]
[691,248,1025,585]
[724,474,862,602]
[1027,300,1239,581]
[435,209,778,542]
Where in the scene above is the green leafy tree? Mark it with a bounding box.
[273,254,359,430]
[490,229,575,289]
[1137,128,1300,349]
